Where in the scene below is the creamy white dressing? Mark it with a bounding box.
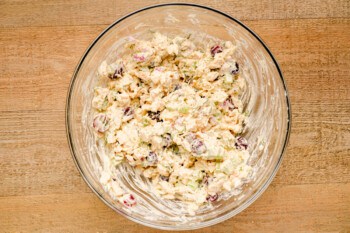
[91,32,253,214]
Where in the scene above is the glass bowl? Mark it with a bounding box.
[66,3,291,230]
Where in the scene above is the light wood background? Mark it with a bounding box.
[1,1,349,232]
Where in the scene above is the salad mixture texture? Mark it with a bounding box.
[92,32,252,214]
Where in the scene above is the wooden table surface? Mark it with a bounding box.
[1,1,349,232]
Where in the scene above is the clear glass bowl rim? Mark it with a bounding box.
[65,2,292,230]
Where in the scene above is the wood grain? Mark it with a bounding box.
[1,184,349,232]
[0,0,349,232]
[1,0,349,28]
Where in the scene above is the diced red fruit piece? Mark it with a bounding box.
[155,66,165,72]
[123,194,136,207]
[235,136,248,150]
[187,134,207,155]
[123,107,134,122]
[185,133,196,142]
[92,114,110,133]
[231,62,239,75]
[148,111,161,122]
[146,151,158,165]
[133,54,145,62]
[210,45,223,57]
[108,63,124,80]
[123,107,134,116]
[223,96,237,111]
[111,67,123,80]
[191,139,207,155]
[159,175,169,182]
[206,193,218,202]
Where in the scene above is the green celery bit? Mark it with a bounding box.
[179,107,189,114]
[187,180,199,190]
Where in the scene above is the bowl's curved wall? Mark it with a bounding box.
[66,3,290,230]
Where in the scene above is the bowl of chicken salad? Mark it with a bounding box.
[66,3,291,230]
